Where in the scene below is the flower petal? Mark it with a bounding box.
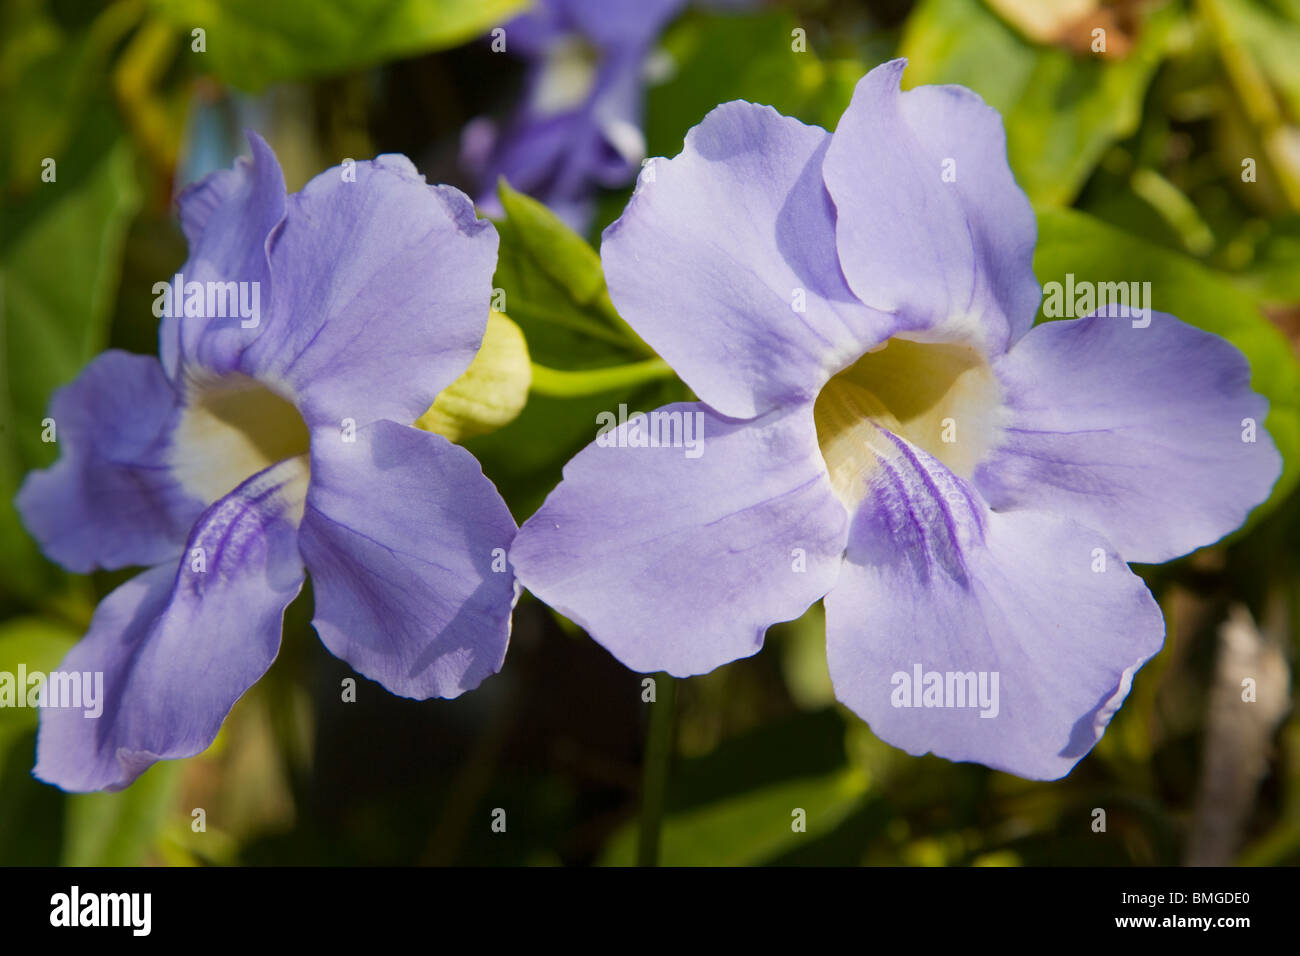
[16,350,203,572]
[976,308,1281,564]
[470,110,610,231]
[239,160,498,430]
[824,433,1164,781]
[540,0,684,48]
[298,420,517,699]
[511,402,848,676]
[33,457,308,791]
[469,0,682,231]
[164,131,287,380]
[822,59,1040,353]
[602,101,891,420]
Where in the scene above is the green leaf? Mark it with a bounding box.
[63,761,184,866]
[474,182,693,519]
[1231,215,1300,304]
[773,602,835,711]
[0,132,140,601]
[150,0,527,91]
[646,10,830,157]
[0,616,79,759]
[499,181,610,312]
[599,709,868,866]
[1202,0,1300,210]
[0,0,142,190]
[1034,207,1300,522]
[0,730,65,864]
[1211,0,1300,119]
[488,180,650,374]
[0,617,182,866]
[0,616,79,864]
[900,0,1176,206]
[493,181,650,367]
[602,767,867,866]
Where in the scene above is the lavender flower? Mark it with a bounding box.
[17,134,517,791]
[509,60,1282,780]
[463,0,686,231]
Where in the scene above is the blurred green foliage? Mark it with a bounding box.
[150,0,528,90]
[1,0,1299,867]
[902,0,1179,206]
[1034,207,1300,520]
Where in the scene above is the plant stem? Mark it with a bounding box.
[529,358,675,398]
[637,673,677,867]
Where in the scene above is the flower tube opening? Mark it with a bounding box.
[172,373,311,505]
[813,337,1001,508]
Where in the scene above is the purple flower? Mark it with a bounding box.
[509,60,1282,780]
[463,0,686,231]
[17,134,517,792]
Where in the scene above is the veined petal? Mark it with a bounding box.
[33,457,308,792]
[976,308,1281,563]
[240,160,498,430]
[824,432,1164,781]
[164,131,287,380]
[16,350,203,572]
[823,59,1040,353]
[511,402,848,676]
[298,421,517,700]
[602,101,892,420]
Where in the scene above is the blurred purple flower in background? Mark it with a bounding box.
[17,134,517,791]
[510,60,1282,780]
[462,0,687,231]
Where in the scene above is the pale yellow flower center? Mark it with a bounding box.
[171,374,311,505]
[813,339,1002,507]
